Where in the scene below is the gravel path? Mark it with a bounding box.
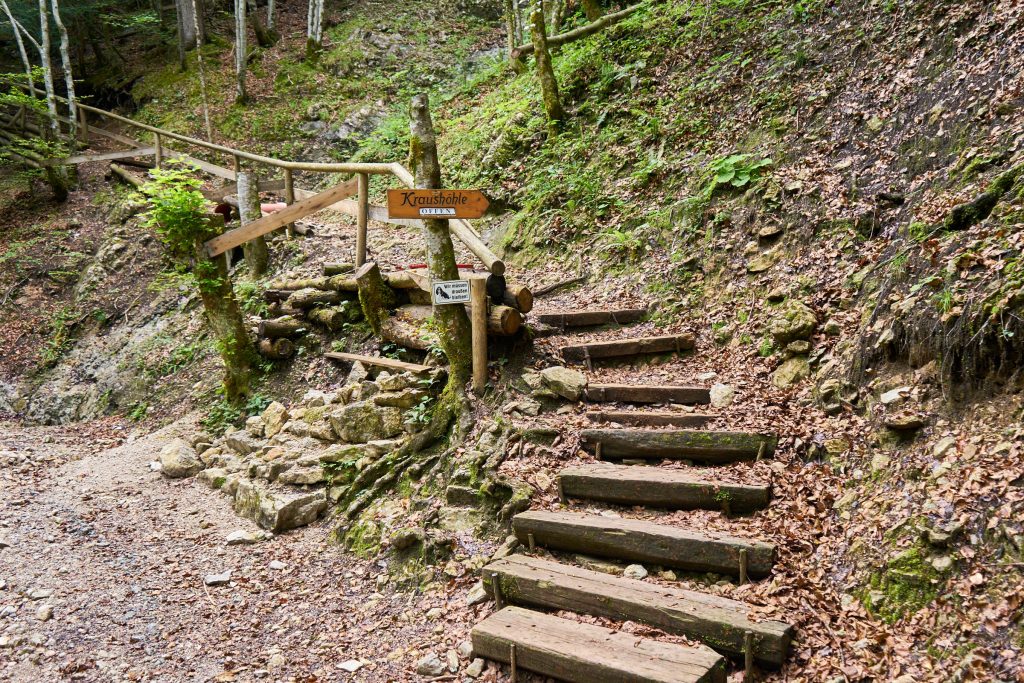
[0,416,487,682]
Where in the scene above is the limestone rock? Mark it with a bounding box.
[768,300,818,346]
[225,432,261,455]
[416,653,445,677]
[277,464,325,486]
[377,371,415,392]
[262,401,288,438]
[885,412,927,431]
[466,580,489,606]
[390,527,425,551]
[623,564,648,580]
[880,386,911,405]
[320,443,367,464]
[446,485,482,506]
[159,439,203,478]
[540,366,587,401]
[204,571,231,586]
[35,604,53,622]
[709,383,735,408]
[329,402,404,443]
[373,389,428,409]
[226,530,267,545]
[245,416,265,438]
[197,467,229,489]
[772,355,811,388]
[466,658,485,678]
[233,480,327,532]
[933,436,958,457]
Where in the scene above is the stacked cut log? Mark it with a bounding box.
[253,263,535,358]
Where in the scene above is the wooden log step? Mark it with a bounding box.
[582,429,777,464]
[585,410,713,428]
[584,383,710,405]
[471,606,726,683]
[536,308,647,327]
[325,351,432,375]
[558,464,771,512]
[561,334,695,363]
[485,555,793,666]
[512,510,774,578]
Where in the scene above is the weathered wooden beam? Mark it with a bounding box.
[487,556,792,666]
[585,410,713,428]
[471,606,726,683]
[584,383,710,404]
[581,429,777,463]
[561,334,695,363]
[512,510,775,578]
[325,351,432,374]
[205,177,359,256]
[558,464,771,512]
[257,315,308,339]
[50,147,157,165]
[108,163,143,188]
[536,308,647,327]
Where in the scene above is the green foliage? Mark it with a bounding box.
[600,227,645,259]
[201,392,273,435]
[140,162,213,259]
[128,402,149,421]
[234,280,268,316]
[404,395,434,428]
[708,153,773,191]
[758,337,774,356]
[41,305,78,366]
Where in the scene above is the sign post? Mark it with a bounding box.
[387,189,490,220]
[431,277,486,395]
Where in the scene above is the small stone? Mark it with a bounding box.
[338,660,363,673]
[880,386,911,405]
[226,530,265,546]
[466,581,489,606]
[35,604,53,622]
[466,658,485,678]
[772,355,811,388]
[539,366,587,401]
[696,371,718,381]
[204,571,231,586]
[27,588,52,600]
[885,412,927,431]
[709,383,735,408]
[765,287,786,303]
[623,564,648,580]
[262,401,289,438]
[245,416,266,438]
[931,555,954,572]
[416,653,445,677]
[786,340,811,355]
[822,320,842,336]
[658,570,677,581]
[159,439,203,478]
[269,560,287,570]
[446,649,459,673]
[267,653,286,669]
[870,453,890,471]
[390,527,425,551]
[933,437,957,457]
[456,641,473,659]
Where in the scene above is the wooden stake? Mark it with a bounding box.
[527,532,535,552]
[356,172,368,266]
[743,630,754,681]
[153,132,162,168]
[756,441,766,462]
[595,442,603,461]
[283,167,295,238]
[490,571,504,610]
[232,154,240,179]
[556,478,566,504]
[77,106,87,142]
[739,548,749,586]
[470,277,488,395]
[509,643,518,682]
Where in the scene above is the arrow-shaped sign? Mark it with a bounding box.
[387,189,490,220]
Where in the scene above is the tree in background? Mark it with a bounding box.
[530,0,564,135]
[141,163,257,403]
[306,0,323,61]
[233,0,246,103]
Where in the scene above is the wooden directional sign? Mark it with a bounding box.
[387,189,489,220]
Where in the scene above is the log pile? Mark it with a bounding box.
[252,261,534,360]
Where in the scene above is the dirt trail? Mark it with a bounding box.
[0,416,482,682]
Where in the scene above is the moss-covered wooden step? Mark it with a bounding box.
[484,555,793,667]
[471,606,726,683]
[581,428,777,463]
[558,463,770,512]
[585,410,713,428]
[512,510,775,578]
[561,334,695,363]
[536,308,648,327]
[584,384,711,405]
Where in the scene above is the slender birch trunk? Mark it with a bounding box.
[306,0,323,60]
[234,0,247,104]
[267,0,275,30]
[1,0,34,90]
[190,0,212,139]
[49,0,76,139]
[36,0,60,137]
[237,172,269,277]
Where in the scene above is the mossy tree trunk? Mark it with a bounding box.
[504,0,525,72]
[408,93,472,388]
[354,261,394,335]
[193,217,258,403]
[581,0,601,21]
[531,2,565,136]
[237,171,269,277]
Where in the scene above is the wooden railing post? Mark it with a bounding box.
[283,168,295,238]
[232,154,241,179]
[153,132,162,168]
[77,107,88,143]
[470,277,488,395]
[356,172,369,266]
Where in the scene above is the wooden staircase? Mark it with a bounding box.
[468,305,794,682]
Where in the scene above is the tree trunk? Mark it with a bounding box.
[354,261,395,335]
[581,0,601,21]
[50,0,77,139]
[190,0,213,140]
[408,93,472,386]
[306,0,323,60]
[248,0,277,46]
[258,315,307,338]
[234,0,247,103]
[1,0,34,91]
[176,0,204,49]
[237,171,269,277]
[36,0,60,137]
[193,222,257,404]
[531,2,565,135]
[267,0,275,30]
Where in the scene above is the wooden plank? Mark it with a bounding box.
[584,383,710,405]
[325,352,431,374]
[486,555,793,666]
[201,178,288,201]
[585,410,713,428]
[581,429,777,463]
[536,308,648,327]
[558,463,771,512]
[471,606,726,683]
[55,147,157,165]
[512,510,775,578]
[205,177,359,256]
[87,126,147,148]
[561,334,695,363]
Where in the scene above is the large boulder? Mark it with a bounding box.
[329,402,405,443]
[768,300,818,346]
[233,479,327,532]
[540,366,587,401]
[159,439,203,478]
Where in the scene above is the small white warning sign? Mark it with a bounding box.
[432,280,471,305]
